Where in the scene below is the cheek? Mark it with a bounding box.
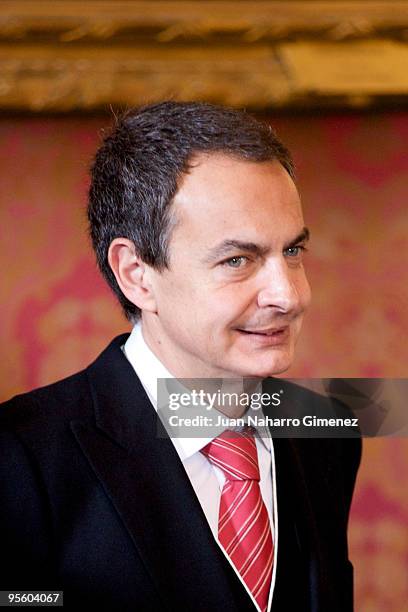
[156,273,191,308]
[192,298,243,346]
[296,273,312,309]
[220,282,256,312]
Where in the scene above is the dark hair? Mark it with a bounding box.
[88,100,294,321]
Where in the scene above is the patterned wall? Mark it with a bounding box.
[1,112,407,610]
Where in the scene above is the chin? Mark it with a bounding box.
[254,366,290,378]
[225,362,290,379]
[243,353,293,378]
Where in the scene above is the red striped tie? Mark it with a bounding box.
[201,427,273,612]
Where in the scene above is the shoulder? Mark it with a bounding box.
[0,368,91,432]
[0,333,130,435]
[0,369,95,479]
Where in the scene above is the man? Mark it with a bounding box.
[0,102,361,611]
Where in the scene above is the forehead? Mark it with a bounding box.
[171,153,303,244]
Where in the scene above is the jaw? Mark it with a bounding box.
[142,314,300,379]
[216,345,295,379]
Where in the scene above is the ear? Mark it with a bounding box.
[108,238,158,314]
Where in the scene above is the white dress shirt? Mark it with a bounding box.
[123,321,279,612]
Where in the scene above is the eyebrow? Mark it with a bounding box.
[286,227,310,248]
[201,227,310,264]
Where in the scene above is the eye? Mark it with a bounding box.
[222,256,249,268]
[284,245,307,258]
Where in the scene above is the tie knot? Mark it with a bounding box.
[201,426,260,481]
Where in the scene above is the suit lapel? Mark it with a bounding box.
[273,437,325,612]
[71,336,254,611]
[263,377,348,612]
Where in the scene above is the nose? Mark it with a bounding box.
[256,258,305,313]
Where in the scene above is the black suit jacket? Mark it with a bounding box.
[0,335,361,611]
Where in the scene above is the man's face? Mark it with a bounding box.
[146,154,311,378]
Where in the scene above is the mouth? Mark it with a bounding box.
[234,325,290,346]
[237,326,288,336]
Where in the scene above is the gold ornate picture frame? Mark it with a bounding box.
[1,1,407,111]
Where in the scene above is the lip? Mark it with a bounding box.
[235,326,290,346]
[239,326,287,335]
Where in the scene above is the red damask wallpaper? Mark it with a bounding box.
[1,112,407,610]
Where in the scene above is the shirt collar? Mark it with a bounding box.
[123,321,271,461]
